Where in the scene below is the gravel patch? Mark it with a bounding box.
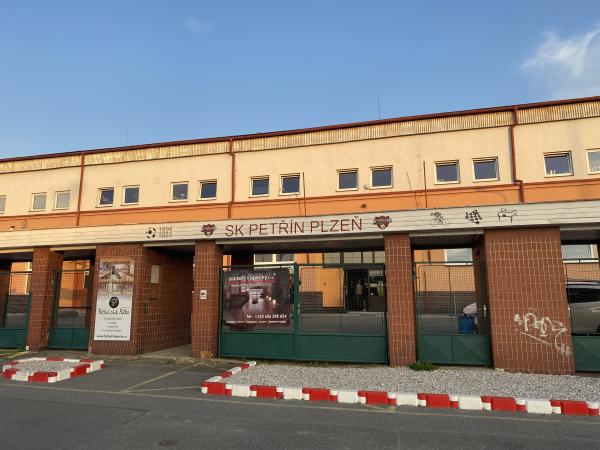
[227,364,600,401]
[5,359,80,373]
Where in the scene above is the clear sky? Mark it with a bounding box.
[1,0,599,158]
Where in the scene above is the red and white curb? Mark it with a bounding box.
[2,357,104,383]
[200,363,599,417]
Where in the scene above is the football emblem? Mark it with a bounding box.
[146,227,156,239]
[202,224,216,237]
[373,216,391,230]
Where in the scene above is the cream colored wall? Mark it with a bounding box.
[234,126,512,200]
[0,167,80,216]
[515,117,600,183]
[80,153,231,210]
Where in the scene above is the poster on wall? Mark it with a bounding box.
[93,258,135,341]
[222,269,291,330]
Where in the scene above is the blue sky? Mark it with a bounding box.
[1,1,599,158]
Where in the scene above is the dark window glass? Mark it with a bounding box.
[372,168,392,187]
[589,151,600,173]
[544,154,571,175]
[0,196,5,213]
[276,254,294,262]
[124,187,139,204]
[473,159,498,180]
[436,163,459,183]
[252,178,269,196]
[99,189,114,206]
[254,254,272,263]
[338,171,357,189]
[172,183,188,200]
[200,181,217,199]
[281,176,300,194]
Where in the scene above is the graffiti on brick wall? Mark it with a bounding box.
[513,310,572,357]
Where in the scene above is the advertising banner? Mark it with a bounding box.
[223,269,291,330]
[93,258,135,341]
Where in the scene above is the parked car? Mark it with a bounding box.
[566,280,600,334]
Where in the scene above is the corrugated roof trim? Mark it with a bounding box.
[518,101,600,124]
[0,155,81,174]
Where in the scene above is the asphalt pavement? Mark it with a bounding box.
[0,353,599,449]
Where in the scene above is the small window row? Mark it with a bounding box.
[96,180,218,207]
[543,150,600,177]
[26,191,71,212]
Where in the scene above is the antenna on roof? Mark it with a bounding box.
[377,92,381,119]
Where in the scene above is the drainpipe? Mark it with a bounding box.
[509,107,525,203]
[228,139,235,219]
[75,152,85,226]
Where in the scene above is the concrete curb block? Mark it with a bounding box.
[1,357,105,383]
[200,363,600,418]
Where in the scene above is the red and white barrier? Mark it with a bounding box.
[1,357,104,383]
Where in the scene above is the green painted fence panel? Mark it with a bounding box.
[219,332,295,360]
[418,334,490,366]
[572,336,600,372]
[48,328,90,350]
[298,335,387,363]
[0,329,27,348]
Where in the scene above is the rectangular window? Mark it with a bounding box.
[253,254,294,264]
[444,248,473,264]
[171,182,188,201]
[0,196,5,214]
[275,253,294,262]
[473,158,498,181]
[371,167,392,188]
[98,188,114,206]
[31,193,47,211]
[544,152,572,176]
[435,162,459,183]
[199,180,217,200]
[323,252,341,264]
[280,174,300,195]
[562,244,598,261]
[123,186,140,205]
[587,150,600,174]
[54,191,70,210]
[251,177,269,196]
[338,169,358,190]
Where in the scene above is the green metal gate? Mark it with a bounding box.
[48,269,93,350]
[0,271,32,348]
[564,258,600,371]
[219,263,388,363]
[414,261,490,366]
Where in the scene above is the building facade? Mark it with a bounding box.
[1,96,600,374]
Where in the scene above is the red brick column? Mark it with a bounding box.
[192,241,223,358]
[89,244,145,355]
[384,233,417,366]
[27,248,63,351]
[484,227,575,374]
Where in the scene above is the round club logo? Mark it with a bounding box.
[109,297,120,308]
[146,227,156,239]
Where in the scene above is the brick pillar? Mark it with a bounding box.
[484,227,575,374]
[0,261,11,327]
[192,241,223,358]
[89,244,145,355]
[27,248,63,351]
[384,233,417,366]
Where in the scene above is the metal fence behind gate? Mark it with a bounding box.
[0,271,32,347]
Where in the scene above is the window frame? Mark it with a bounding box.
[337,169,359,191]
[97,187,115,207]
[472,158,499,182]
[434,161,460,184]
[443,248,473,266]
[586,149,600,175]
[0,195,6,214]
[370,166,393,189]
[279,174,301,195]
[122,185,140,206]
[253,253,295,265]
[54,191,71,210]
[544,152,573,177]
[250,176,270,198]
[31,192,47,212]
[198,180,218,200]
[562,244,599,263]
[170,181,189,202]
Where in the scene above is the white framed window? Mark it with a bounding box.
[562,244,599,261]
[250,176,269,197]
[199,180,217,200]
[170,182,189,201]
[253,253,294,265]
[435,161,460,184]
[54,191,71,210]
[0,195,6,214]
[337,169,358,191]
[371,166,393,188]
[31,193,47,211]
[587,149,600,174]
[98,188,114,206]
[123,186,140,205]
[473,158,499,181]
[280,174,300,195]
[544,152,572,177]
[444,248,473,265]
